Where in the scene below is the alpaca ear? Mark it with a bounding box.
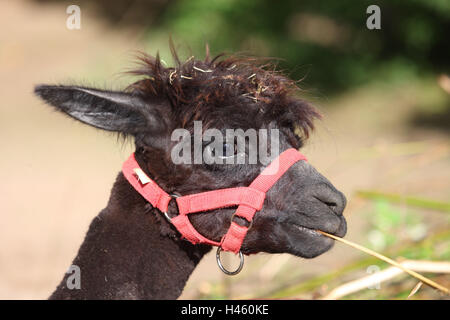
[34,85,162,135]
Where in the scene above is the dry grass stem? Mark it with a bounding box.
[408,282,423,299]
[318,231,449,295]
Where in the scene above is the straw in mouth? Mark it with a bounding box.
[317,230,449,295]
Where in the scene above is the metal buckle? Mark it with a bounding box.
[163,193,180,222]
[216,247,244,276]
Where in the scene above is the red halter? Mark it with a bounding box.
[122,148,307,254]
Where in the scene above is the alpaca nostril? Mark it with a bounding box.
[314,187,346,216]
[330,192,346,216]
[323,201,338,211]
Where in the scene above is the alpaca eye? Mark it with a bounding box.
[217,141,240,159]
[221,142,235,158]
[206,142,237,161]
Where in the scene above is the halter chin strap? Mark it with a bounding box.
[122,148,307,254]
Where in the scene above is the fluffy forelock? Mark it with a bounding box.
[126,47,321,144]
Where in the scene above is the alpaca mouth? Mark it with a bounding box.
[286,223,340,258]
[294,225,323,237]
[294,223,345,238]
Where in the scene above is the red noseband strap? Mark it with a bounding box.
[122,148,307,253]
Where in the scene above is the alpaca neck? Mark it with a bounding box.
[50,173,210,300]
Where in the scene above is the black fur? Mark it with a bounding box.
[35,49,347,300]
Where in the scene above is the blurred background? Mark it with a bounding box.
[0,0,449,299]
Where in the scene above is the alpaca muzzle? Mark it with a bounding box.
[122,148,307,274]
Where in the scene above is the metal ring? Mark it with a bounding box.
[163,193,180,222]
[163,211,172,222]
[216,247,244,276]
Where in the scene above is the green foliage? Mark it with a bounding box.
[357,190,450,213]
[143,0,449,93]
[365,199,430,251]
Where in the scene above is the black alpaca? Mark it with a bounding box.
[34,50,347,299]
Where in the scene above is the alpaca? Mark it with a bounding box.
[34,49,347,299]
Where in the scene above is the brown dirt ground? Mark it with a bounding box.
[0,0,448,299]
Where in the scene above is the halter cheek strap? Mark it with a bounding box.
[122,148,307,254]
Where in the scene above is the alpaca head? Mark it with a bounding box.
[34,51,346,259]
